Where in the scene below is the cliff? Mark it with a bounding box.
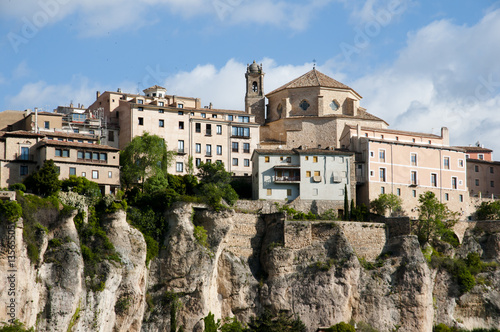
[1,201,500,331]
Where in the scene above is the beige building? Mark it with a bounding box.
[0,109,63,133]
[257,68,388,149]
[0,131,120,194]
[87,85,260,176]
[340,125,470,218]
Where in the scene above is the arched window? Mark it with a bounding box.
[252,81,258,92]
[299,100,310,111]
[277,103,283,118]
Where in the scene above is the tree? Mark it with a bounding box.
[370,193,402,216]
[120,132,175,190]
[326,322,355,332]
[61,176,102,202]
[415,191,457,244]
[203,312,220,332]
[24,159,61,197]
[343,184,349,220]
[246,310,306,332]
[197,162,238,210]
[475,201,500,220]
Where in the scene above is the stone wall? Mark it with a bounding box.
[336,221,386,261]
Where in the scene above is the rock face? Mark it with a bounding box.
[1,202,500,331]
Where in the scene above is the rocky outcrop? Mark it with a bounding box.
[2,202,500,331]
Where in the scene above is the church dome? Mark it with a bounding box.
[249,61,260,73]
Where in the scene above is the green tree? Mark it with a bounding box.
[247,310,306,332]
[143,174,169,195]
[61,175,102,202]
[326,322,356,332]
[220,317,246,332]
[203,312,220,332]
[415,191,457,244]
[370,193,402,216]
[343,184,349,220]
[120,132,175,190]
[197,162,238,210]
[475,201,500,220]
[24,159,61,197]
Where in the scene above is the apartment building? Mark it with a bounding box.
[87,85,259,176]
[0,131,120,194]
[340,125,469,218]
[251,147,355,213]
[0,109,63,133]
[54,104,104,139]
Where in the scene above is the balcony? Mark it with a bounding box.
[15,153,35,161]
[177,148,186,155]
[274,176,301,183]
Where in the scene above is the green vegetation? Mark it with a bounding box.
[8,183,26,192]
[23,159,61,197]
[325,322,356,332]
[114,295,131,315]
[433,324,500,332]
[194,225,209,249]
[197,161,238,211]
[201,310,305,332]
[120,132,175,190]
[61,176,102,203]
[370,193,402,216]
[0,320,34,332]
[475,201,500,220]
[0,199,22,223]
[414,191,457,245]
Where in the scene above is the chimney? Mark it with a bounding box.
[441,127,449,146]
[209,102,213,109]
[96,91,101,98]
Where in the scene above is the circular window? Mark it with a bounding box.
[299,100,310,111]
[330,100,339,111]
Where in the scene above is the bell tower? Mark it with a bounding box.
[245,61,265,124]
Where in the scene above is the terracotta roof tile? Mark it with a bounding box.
[267,69,359,96]
[40,140,119,151]
[453,146,493,153]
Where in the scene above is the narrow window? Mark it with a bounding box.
[264,156,269,163]
[195,123,201,133]
[431,173,437,187]
[380,168,386,182]
[244,159,250,167]
[69,167,76,176]
[159,119,164,127]
[452,177,457,189]
[92,170,99,179]
[232,142,239,152]
[138,117,144,125]
[217,145,222,155]
[411,153,417,166]
[444,157,450,169]
[216,125,222,134]
[176,162,183,172]
[411,171,417,185]
[232,158,238,166]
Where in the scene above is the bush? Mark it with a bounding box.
[8,183,26,192]
[326,322,356,332]
[24,159,61,197]
[0,200,22,223]
[194,225,209,249]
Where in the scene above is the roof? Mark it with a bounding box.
[344,125,442,139]
[253,147,353,156]
[0,130,44,138]
[267,68,360,96]
[143,85,166,90]
[39,140,119,151]
[46,131,98,140]
[453,146,493,153]
[26,111,63,117]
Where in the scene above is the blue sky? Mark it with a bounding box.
[1,0,500,155]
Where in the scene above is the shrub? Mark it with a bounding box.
[326,322,356,332]
[23,159,61,197]
[0,200,22,223]
[194,225,209,249]
[8,183,26,192]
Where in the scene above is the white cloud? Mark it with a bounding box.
[13,61,31,80]
[352,8,500,156]
[336,0,414,25]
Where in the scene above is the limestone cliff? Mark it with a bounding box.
[1,202,500,332]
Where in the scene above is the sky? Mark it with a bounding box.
[0,0,499,156]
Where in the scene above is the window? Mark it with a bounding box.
[397,188,401,196]
[77,151,84,159]
[138,117,144,125]
[244,159,250,167]
[330,100,339,111]
[379,168,386,182]
[287,189,292,196]
[89,130,95,135]
[92,152,99,160]
[232,142,239,152]
[411,153,417,166]
[201,113,206,118]
[205,159,211,163]
[178,140,184,153]
[206,144,212,156]
[445,193,449,201]
[108,131,114,142]
[138,107,143,112]
[238,116,249,123]
[20,147,29,160]
[159,102,164,107]
[299,100,310,111]
[195,158,201,166]
[92,170,98,179]
[179,121,184,130]
[479,154,484,160]
[459,194,463,202]
[490,167,494,174]
[195,143,201,153]
[379,150,386,162]
[85,152,91,159]
[217,145,222,155]
[44,121,50,129]
[313,156,318,163]
[108,171,112,178]
[206,124,212,135]
[306,171,311,177]
[381,187,385,194]
[56,167,60,174]
[212,114,217,118]
[305,156,309,161]
[227,115,233,121]
[62,149,69,157]
[491,181,495,188]
[412,190,416,197]
[458,159,464,167]
[178,104,184,109]
[159,119,164,127]
[267,188,272,196]
[264,156,270,163]
[216,125,222,135]
[178,111,184,115]
[381,135,384,139]
[243,143,250,153]
[176,162,183,172]
[232,158,238,166]
[444,157,450,169]
[195,123,201,133]
[411,171,417,185]
[475,165,479,172]
[431,173,437,187]
[395,136,399,141]
[73,129,79,133]
[370,151,374,157]
[370,171,374,177]
[475,179,479,186]
[69,167,76,176]
[82,172,86,178]
[137,99,143,104]
[313,188,318,196]
[232,127,250,137]
[55,149,62,157]
[314,171,320,176]
[452,177,457,189]
[466,154,470,159]
[20,165,28,176]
